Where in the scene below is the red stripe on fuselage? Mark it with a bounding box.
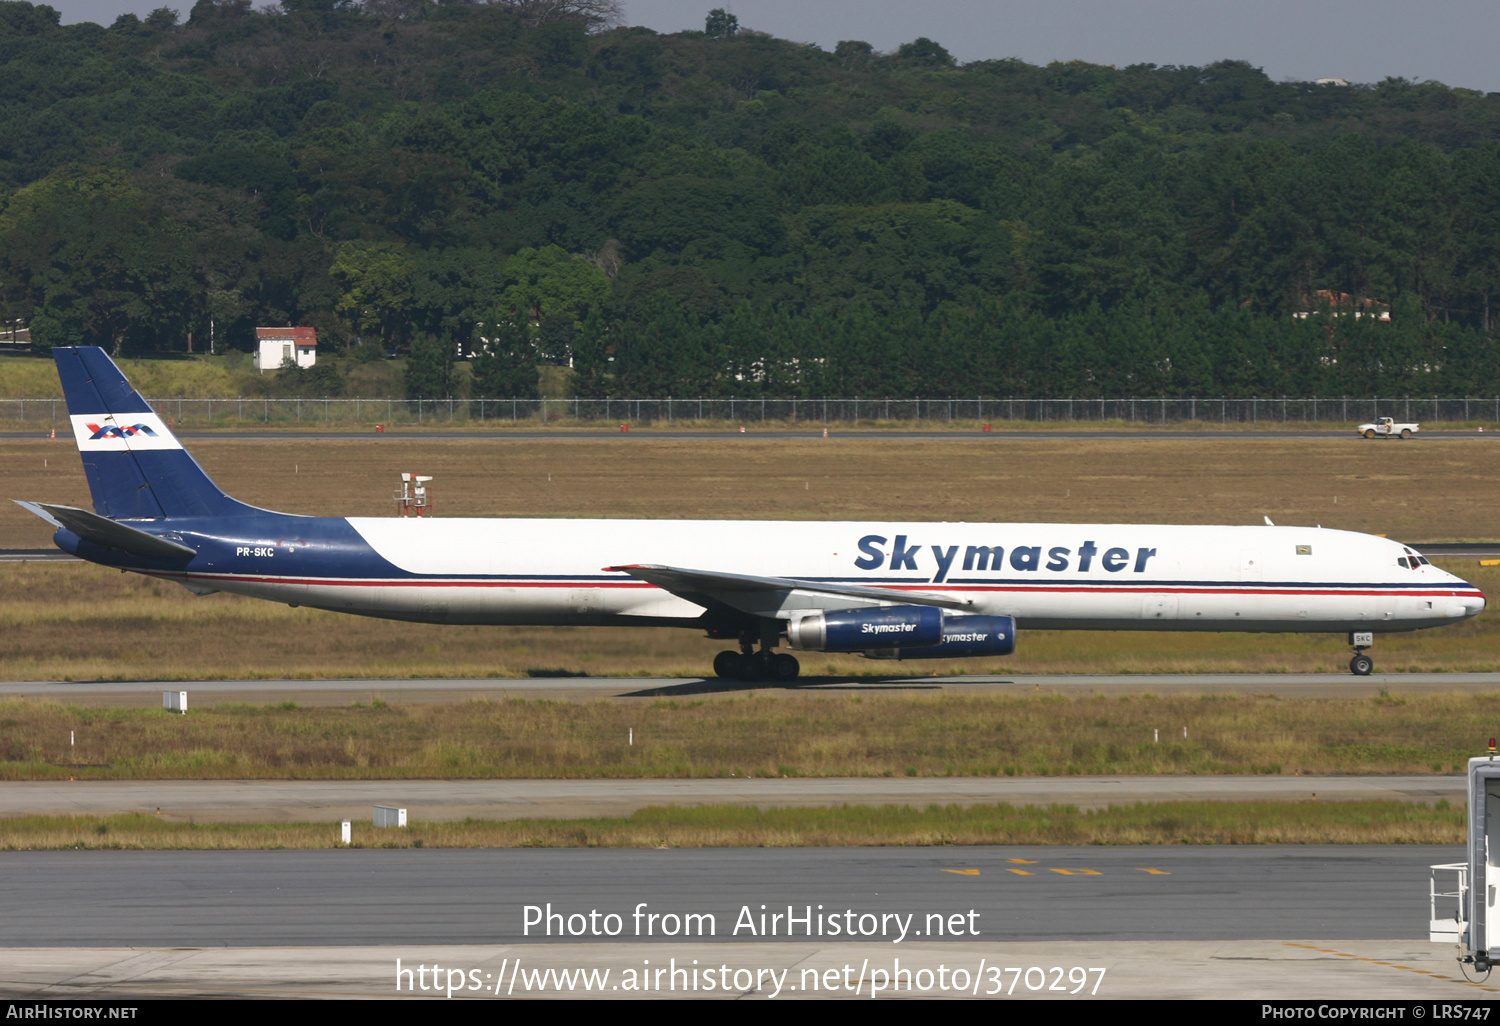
[150,571,1474,600]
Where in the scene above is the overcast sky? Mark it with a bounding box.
[48,0,1500,94]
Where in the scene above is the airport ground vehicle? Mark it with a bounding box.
[18,348,1484,678]
[1358,416,1419,439]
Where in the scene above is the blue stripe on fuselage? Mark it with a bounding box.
[56,512,409,580]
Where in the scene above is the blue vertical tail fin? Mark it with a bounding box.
[55,347,259,519]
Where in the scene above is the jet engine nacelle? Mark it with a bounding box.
[861,614,1017,659]
[785,605,943,652]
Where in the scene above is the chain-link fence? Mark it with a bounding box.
[2,396,1498,426]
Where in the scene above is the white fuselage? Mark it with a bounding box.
[173,517,1485,634]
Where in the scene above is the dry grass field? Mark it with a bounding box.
[0,801,1462,850]
[6,434,1498,542]
[2,435,1498,679]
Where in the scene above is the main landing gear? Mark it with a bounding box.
[713,625,800,681]
[713,648,800,681]
[1348,630,1375,676]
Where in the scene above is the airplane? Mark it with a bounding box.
[17,346,1487,680]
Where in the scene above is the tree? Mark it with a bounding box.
[405,331,454,401]
[896,37,954,68]
[144,7,180,30]
[471,311,539,412]
[485,1,623,30]
[330,241,417,352]
[612,177,783,257]
[498,245,610,328]
[834,40,873,69]
[0,166,194,355]
[188,0,251,23]
[704,7,736,40]
[0,2,61,35]
[279,0,359,12]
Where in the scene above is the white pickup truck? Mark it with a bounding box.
[1357,416,1419,439]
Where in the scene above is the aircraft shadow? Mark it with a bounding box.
[619,675,953,697]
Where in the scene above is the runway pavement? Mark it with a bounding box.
[0,846,1488,999]
[0,846,1461,946]
[4,671,1500,707]
[3,939,1487,1000]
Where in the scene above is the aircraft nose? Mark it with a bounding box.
[1451,584,1486,619]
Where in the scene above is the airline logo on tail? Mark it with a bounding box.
[86,422,158,440]
[69,413,181,451]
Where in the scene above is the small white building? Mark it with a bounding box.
[256,327,317,372]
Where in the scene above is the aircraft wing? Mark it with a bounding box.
[15,501,197,561]
[603,563,972,619]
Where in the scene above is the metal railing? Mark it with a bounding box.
[2,396,1499,426]
[1430,862,1467,944]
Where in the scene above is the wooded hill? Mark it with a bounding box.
[1,0,1498,400]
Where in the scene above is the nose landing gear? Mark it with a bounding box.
[1348,631,1374,675]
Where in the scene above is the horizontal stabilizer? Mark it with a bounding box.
[15,501,197,561]
[604,563,972,617]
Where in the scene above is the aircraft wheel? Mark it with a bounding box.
[1349,653,1374,676]
[713,650,744,679]
[750,650,776,680]
[1363,429,1375,439]
[771,653,800,681]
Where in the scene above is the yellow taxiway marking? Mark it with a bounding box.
[1005,869,1033,875]
[1283,943,1500,993]
[1137,868,1171,875]
[942,869,980,876]
[1007,858,1039,864]
[1048,868,1102,876]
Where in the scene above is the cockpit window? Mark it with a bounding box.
[1397,557,1410,569]
[1418,556,1430,565]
